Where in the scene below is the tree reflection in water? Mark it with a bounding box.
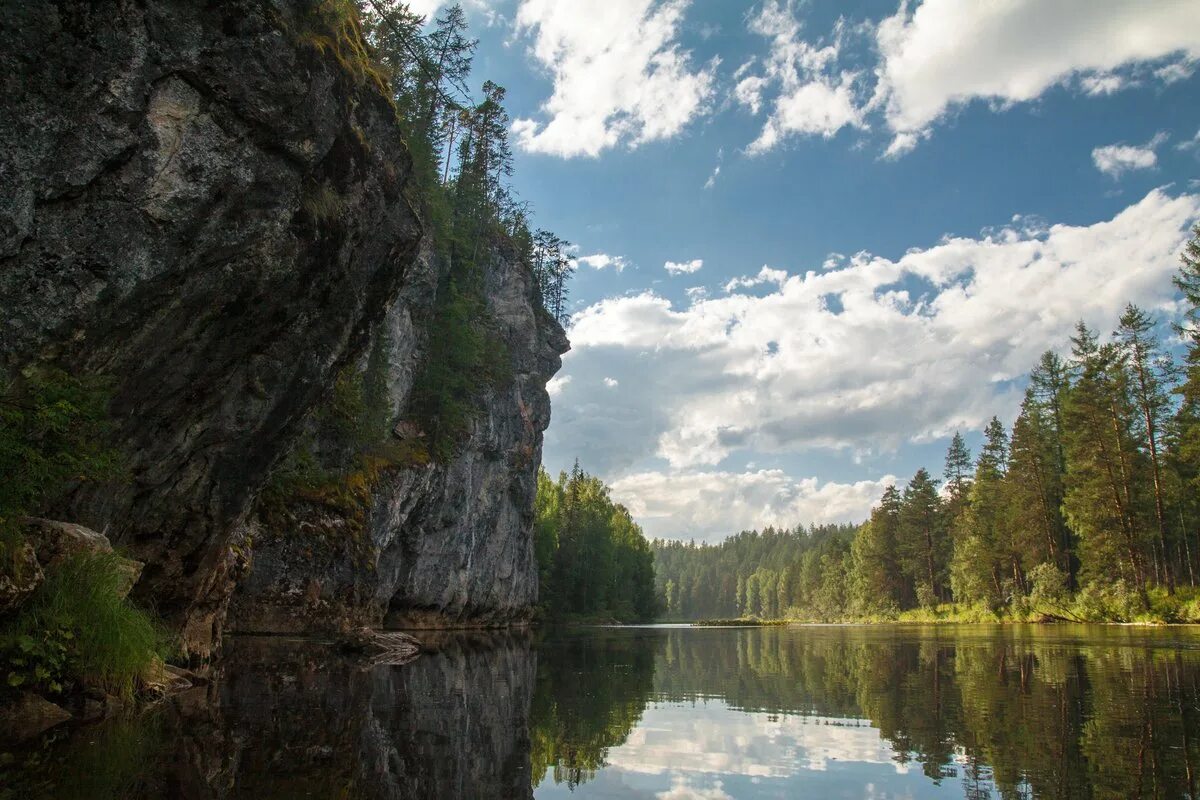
[531,625,1200,799]
[6,625,1200,799]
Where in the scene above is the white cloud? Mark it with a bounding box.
[604,377,620,388]
[723,266,787,293]
[872,0,1200,153]
[1093,132,1168,177]
[1157,60,1196,84]
[703,165,721,189]
[511,0,716,157]
[548,189,1200,483]
[704,148,724,189]
[685,286,709,301]
[1080,73,1125,96]
[737,1,866,154]
[611,469,895,540]
[575,253,629,272]
[546,375,571,397]
[665,258,704,275]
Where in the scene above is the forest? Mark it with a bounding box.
[655,225,1200,624]
[534,465,659,623]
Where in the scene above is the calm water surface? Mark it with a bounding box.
[6,624,1200,799]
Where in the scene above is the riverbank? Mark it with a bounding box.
[691,589,1200,627]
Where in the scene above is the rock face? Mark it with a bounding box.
[227,243,568,634]
[0,1,564,652]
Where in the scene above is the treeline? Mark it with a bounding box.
[656,226,1200,622]
[535,465,658,622]
[652,525,858,620]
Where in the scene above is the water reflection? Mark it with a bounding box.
[5,625,1200,799]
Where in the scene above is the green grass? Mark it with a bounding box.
[692,618,792,627]
[2,552,168,699]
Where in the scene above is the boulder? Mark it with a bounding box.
[0,692,71,743]
[23,518,144,598]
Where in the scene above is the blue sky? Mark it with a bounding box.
[419,0,1200,541]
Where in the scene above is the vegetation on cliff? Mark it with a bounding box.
[535,465,659,623]
[0,371,165,701]
[656,226,1200,625]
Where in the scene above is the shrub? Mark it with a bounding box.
[1070,579,1145,622]
[2,552,167,699]
[1027,562,1070,607]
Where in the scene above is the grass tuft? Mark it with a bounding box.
[2,552,167,699]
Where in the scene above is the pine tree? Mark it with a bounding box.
[851,485,906,613]
[1006,389,1068,578]
[1172,224,1200,582]
[1062,322,1149,592]
[899,468,947,606]
[951,418,1011,606]
[943,432,973,518]
[1117,304,1178,590]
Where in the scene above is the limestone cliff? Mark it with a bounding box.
[0,0,566,653]
[227,241,567,634]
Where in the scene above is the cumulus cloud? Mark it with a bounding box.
[546,189,1200,482]
[511,0,717,157]
[1093,132,1169,177]
[604,377,620,388]
[665,258,704,275]
[736,1,866,154]
[872,0,1200,154]
[575,253,630,272]
[723,266,788,293]
[611,469,895,540]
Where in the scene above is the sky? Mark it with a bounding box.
[419,0,1200,542]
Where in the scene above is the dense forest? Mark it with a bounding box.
[656,225,1200,623]
[534,465,659,623]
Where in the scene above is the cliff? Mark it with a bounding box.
[0,0,566,655]
[226,241,567,634]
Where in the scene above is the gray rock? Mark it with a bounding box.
[1,1,421,656]
[23,518,143,598]
[0,692,72,743]
[227,242,568,635]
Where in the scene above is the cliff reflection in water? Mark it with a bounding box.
[8,625,1200,799]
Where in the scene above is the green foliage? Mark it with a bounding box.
[1,552,167,699]
[0,368,121,575]
[264,338,430,532]
[407,273,512,461]
[293,0,391,97]
[4,623,71,695]
[535,465,658,623]
[1070,580,1144,623]
[0,368,121,519]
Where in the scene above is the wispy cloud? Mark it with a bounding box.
[1093,132,1169,177]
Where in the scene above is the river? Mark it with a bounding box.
[6,624,1200,799]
